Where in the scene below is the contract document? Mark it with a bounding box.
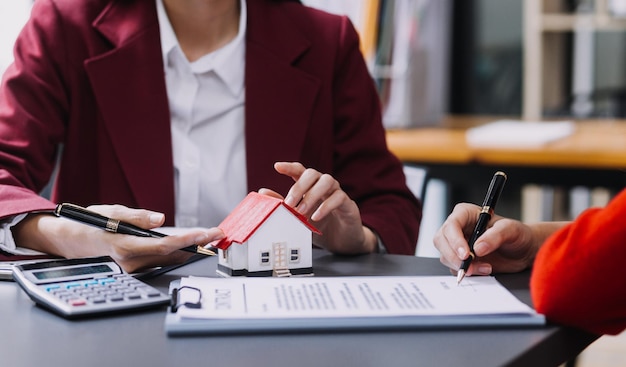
[165,276,545,335]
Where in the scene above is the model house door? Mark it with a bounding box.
[272,242,291,277]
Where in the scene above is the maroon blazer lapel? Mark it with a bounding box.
[83,1,176,218]
[244,1,321,194]
[78,1,322,217]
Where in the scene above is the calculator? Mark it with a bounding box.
[13,256,170,318]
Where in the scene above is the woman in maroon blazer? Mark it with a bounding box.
[0,0,421,272]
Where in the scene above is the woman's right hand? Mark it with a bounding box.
[433,202,557,276]
[12,204,224,273]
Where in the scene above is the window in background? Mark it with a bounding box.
[450,0,626,118]
[449,0,524,116]
[592,31,626,117]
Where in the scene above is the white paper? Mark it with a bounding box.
[175,276,536,320]
[466,120,575,148]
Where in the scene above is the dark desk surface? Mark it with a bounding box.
[1,250,596,367]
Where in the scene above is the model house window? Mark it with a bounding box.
[260,251,270,265]
[290,248,300,263]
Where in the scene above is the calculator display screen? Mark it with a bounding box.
[33,264,114,280]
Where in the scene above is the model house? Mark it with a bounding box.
[214,192,320,277]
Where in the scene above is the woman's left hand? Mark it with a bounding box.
[259,162,378,254]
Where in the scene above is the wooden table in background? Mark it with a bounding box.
[386,116,626,218]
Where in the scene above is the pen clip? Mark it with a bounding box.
[481,171,507,210]
[54,202,83,217]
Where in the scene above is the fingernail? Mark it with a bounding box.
[284,194,296,207]
[474,242,487,256]
[149,213,164,225]
[477,264,492,275]
[297,202,307,213]
[457,247,467,259]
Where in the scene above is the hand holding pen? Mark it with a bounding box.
[457,171,507,285]
[54,203,217,257]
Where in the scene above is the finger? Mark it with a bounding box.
[468,261,493,276]
[273,162,311,207]
[111,228,224,260]
[273,162,306,182]
[283,168,323,210]
[298,173,340,218]
[473,239,494,258]
[107,228,224,273]
[87,204,165,229]
[310,188,348,221]
[445,203,486,259]
[437,218,471,263]
[436,233,464,271]
[472,218,518,257]
[258,188,285,200]
[164,228,225,250]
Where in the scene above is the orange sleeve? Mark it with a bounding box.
[530,188,626,335]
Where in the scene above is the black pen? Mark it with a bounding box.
[53,203,216,256]
[457,171,507,285]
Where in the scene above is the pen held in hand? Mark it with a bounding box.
[457,171,507,285]
[53,203,216,257]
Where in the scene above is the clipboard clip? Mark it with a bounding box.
[170,285,202,313]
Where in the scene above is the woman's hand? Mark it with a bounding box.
[433,202,551,276]
[12,204,224,273]
[259,162,378,254]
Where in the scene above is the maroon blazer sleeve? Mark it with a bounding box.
[0,0,64,217]
[330,18,421,255]
[531,188,626,335]
[244,2,422,255]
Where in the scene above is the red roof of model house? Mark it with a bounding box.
[214,192,321,250]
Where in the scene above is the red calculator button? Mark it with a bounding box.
[69,299,87,306]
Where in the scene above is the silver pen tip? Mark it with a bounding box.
[456,269,466,285]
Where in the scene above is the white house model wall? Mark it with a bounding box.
[215,192,317,277]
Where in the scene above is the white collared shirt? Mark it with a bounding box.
[0,0,248,255]
[157,0,247,228]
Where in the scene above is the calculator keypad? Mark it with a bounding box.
[44,274,164,307]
